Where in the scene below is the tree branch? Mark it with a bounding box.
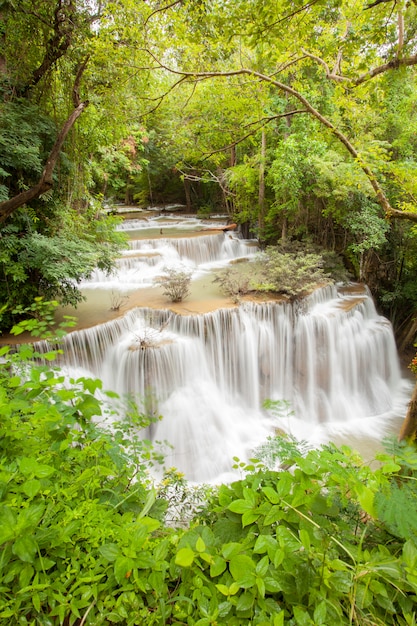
[144,0,182,27]
[147,53,417,222]
[353,54,417,85]
[302,50,349,82]
[0,100,89,224]
[200,110,309,161]
[20,0,76,95]
[72,56,90,107]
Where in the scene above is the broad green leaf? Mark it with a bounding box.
[242,510,260,527]
[19,457,55,478]
[22,479,41,498]
[216,584,231,596]
[114,556,135,585]
[228,499,253,514]
[229,554,256,587]
[264,505,283,526]
[0,506,17,543]
[99,543,121,562]
[13,536,37,563]
[273,612,285,626]
[210,556,227,577]
[175,547,195,567]
[255,555,269,577]
[19,564,34,588]
[356,485,376,518]
[236,591,254,611]
[313,600,327,624]
[262,486,280,504]
[222,542,243,560]
[196,536,206,553]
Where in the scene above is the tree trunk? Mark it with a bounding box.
[184,177,192,212]
[399,380,417,441]
[258,128,266,242]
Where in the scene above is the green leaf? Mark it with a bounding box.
[196,536,206,553]
[19,564,34,588]
[99,543,121,562]
[210,556,227,577]
[256,576,265,598]
[229,554,256,587]
[22,479,41,498]
[114,556,135,585]
[356,485,376,517]
[19,457,55,478]
[242,510,260,527]
[236,592,254,612]
[12,536,38,563]
[32,593,41,613]
[228,499,253,514]
[299,529,311,551]
[216,584,231,596]
[264,505,283,526]
[255,555,269,577]
[175,547,195,567]
[0,506,17,543]
[313,600,327,624]
[293,606,312,625]
[262,486,280,504]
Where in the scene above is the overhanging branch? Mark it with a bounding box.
[0,100,89,224]
[147,52,417,223]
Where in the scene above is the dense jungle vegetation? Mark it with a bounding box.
[2,0,417,624]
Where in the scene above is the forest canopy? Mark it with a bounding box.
[1,0,417,334]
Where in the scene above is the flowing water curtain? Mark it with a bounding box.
[51,286,410,481]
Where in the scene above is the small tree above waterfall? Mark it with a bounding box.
[156,266,192,302]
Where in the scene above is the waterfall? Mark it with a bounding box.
[44,220,411,481]
[56,284,411,482]
[83,232,257,288]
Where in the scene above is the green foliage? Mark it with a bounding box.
[213,264,253,303]
[254,245,332,297]
[0,208,127,332]
[0,317,169,625]
[343,198,390,255]
[156,266,193,302]
[0,100,56,200]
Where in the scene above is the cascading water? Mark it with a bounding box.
[54,217,412,481]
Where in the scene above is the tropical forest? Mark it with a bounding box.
[2,0,417,624]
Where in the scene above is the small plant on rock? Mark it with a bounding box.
[156,266,192,302]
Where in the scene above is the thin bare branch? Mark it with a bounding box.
[144,0,182,27]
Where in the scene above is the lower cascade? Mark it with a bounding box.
[56,282,412,483]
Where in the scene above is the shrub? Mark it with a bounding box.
[156,266,192,302]
[213,266,253,303]
[254,245,331,297]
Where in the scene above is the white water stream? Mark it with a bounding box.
[55,215,412,482]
